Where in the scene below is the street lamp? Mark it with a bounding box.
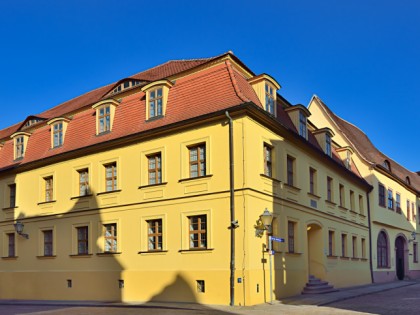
[255,208,274,304]
[14,221,29,239]
[409,231,416,243]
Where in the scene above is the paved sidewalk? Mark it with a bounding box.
[281,279,418,306]
[0,280,417,315]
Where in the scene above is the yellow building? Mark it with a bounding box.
[0,52,374,306]
[309,95,420,283]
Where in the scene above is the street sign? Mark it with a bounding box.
[271,236,285,242]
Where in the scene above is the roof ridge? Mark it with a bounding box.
[225,60,250,103]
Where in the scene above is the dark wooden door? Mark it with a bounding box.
[395,237,405,280]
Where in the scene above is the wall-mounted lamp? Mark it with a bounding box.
[254,208,274,237]
[14,221,29,239]
[408,231,416,243]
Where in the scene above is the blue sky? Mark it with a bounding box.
[0,0,418,171]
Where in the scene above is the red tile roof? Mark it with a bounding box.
[313,95,420,191]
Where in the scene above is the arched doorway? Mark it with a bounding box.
[307,224,324,279]
[395,236,406,280]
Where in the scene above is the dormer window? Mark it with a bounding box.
[149,87,163,118]
[92,99,120,135]
[111,80,142,95]
[265,83,275,114]
[248,74,281,116]
[326,133,332,157]
[299,111,307,138]
[141,80,173,120]
[23,118,43,128]
[47,117,70,148]
[11,132,31,160]
[406,176,411,185]
[285,104,311,140]
[345,150,351,169]
[383,160,391,171]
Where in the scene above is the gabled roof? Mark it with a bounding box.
[312,95,420,192]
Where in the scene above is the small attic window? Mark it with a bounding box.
[11,131,31,160]
[299,111,307,138]
[112,80,142,95]
[406,176,411,185]
[265,83,275,115]
[383,160,391,171]
[248,74,281,117]
[325,133,332,157]
[23,118,43,128]
[141,80,173,120]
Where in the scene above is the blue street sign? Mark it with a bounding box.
[271,237,285,242]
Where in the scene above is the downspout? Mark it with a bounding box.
[366,191,374,283]
[226,111,237,306]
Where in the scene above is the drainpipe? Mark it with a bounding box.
[366,191,374,283]
[226,111,237,306]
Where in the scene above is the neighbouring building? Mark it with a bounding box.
[309,95,420,283]
[1,51,410,306]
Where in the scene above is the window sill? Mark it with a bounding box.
[338,206,348,211]
[377,266,391,269]
[97,252,122,256]
[307,192,321,200]
[179,248,214,253]
[138,250,168,254]
[325,200,337,206]
[37,200,56,205]
[69,254,93,258]
[36,255,56,259]
[358,213,367,218]
[96,130,111,136]
[327,255,339,259]
[360,258,368,261]
[340,256,350,260]
[284,183,301,192]
[97,189,122,196]
[260,174,281,183]
[349,210,358,215]
[285,252,302,256]
[70,194,93,200]
[138,182,168,189]
[1,256,18,260]
[178,175,213,183]
[14,157,23,162]
[146,115,164,122]
[351,257,360,261]
[2,206,18,211]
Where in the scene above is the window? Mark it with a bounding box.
[148,153,162,185]
[377,231,388,268]
[147,219,162,251]
[383,160,391,171]
[350,190,355,211]
[341,234,347,257]
[53,122,63,147]
[309,168,316,195]
[299,111,307,138]
[105,162,117,191]
[325,133,332,157]
[77,226,89,255]
[104,223,117,253]
[287,221,295,253]
[43,230,53,256]
[414,243,418,263]
[149,88,163,118]
[396,193,401,213]
[189,215,207,249]
[406,176,411,185]
[412,203,416,222]
[407,200,411,221]
[327,177,333,202]
[387,189,393,210]
[265,83,275,114]
[78,169,89,196]
[9,184,16,208]
[352,236,357,258]
[339,184,345,207]
[328,230,335,256]
[44,176,53,202]
[7,233,15,257]
[378,184,385,207]
[263,144,272,177]
[361,238,366,259]
[345,151,351,169]
[359,195,364,215]
[98,105,111,133]
[189,144,206,178]
[197,280,205,293]
[15,136,24,159]
[286,155,295,186]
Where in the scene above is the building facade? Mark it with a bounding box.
[0,52,411,306]
[309,95,420,283]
